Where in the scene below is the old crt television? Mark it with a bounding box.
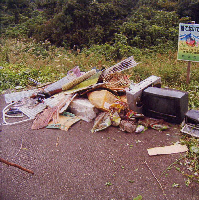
[142,87,188,124]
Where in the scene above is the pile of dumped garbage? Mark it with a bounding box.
[2,56,199,137]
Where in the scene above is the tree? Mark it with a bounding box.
[6,0,32,24]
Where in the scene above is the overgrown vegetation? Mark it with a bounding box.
[181,136,199,183]
[0,38,198,108]
[1,0,199,53]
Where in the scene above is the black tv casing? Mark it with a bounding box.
[185,109,199,124]
[142,87,189,124]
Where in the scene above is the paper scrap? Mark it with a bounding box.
[147,143,188,156]
[48,114,80,131]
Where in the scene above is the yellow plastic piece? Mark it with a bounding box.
[88,90,118,111]
[62,69,96,91]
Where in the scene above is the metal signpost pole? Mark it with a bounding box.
[186,21,195,84]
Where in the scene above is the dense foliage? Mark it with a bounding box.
[1,0,199,55]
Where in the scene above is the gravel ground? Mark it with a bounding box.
[0,95,199,200]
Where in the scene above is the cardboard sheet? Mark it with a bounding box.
[147,143,188,156]
[48,114,80,131]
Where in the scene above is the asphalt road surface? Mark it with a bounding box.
[0,95,199,200]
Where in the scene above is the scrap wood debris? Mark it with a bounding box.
[147,143,188,156]
[31,106,57,130]
[0,157,34,174]
[2,55,193,137]
[103,72,131,90]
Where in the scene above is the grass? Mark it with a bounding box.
[0,38,114,91]
[0,37,199,182]
[1,38,198,108]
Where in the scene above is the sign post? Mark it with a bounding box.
[177,22,199,84]
[186,60,191,84]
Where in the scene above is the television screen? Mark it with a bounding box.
[142,87,188,124]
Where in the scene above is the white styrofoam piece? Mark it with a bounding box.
[69,98,99,122]
[4,89,39,104]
